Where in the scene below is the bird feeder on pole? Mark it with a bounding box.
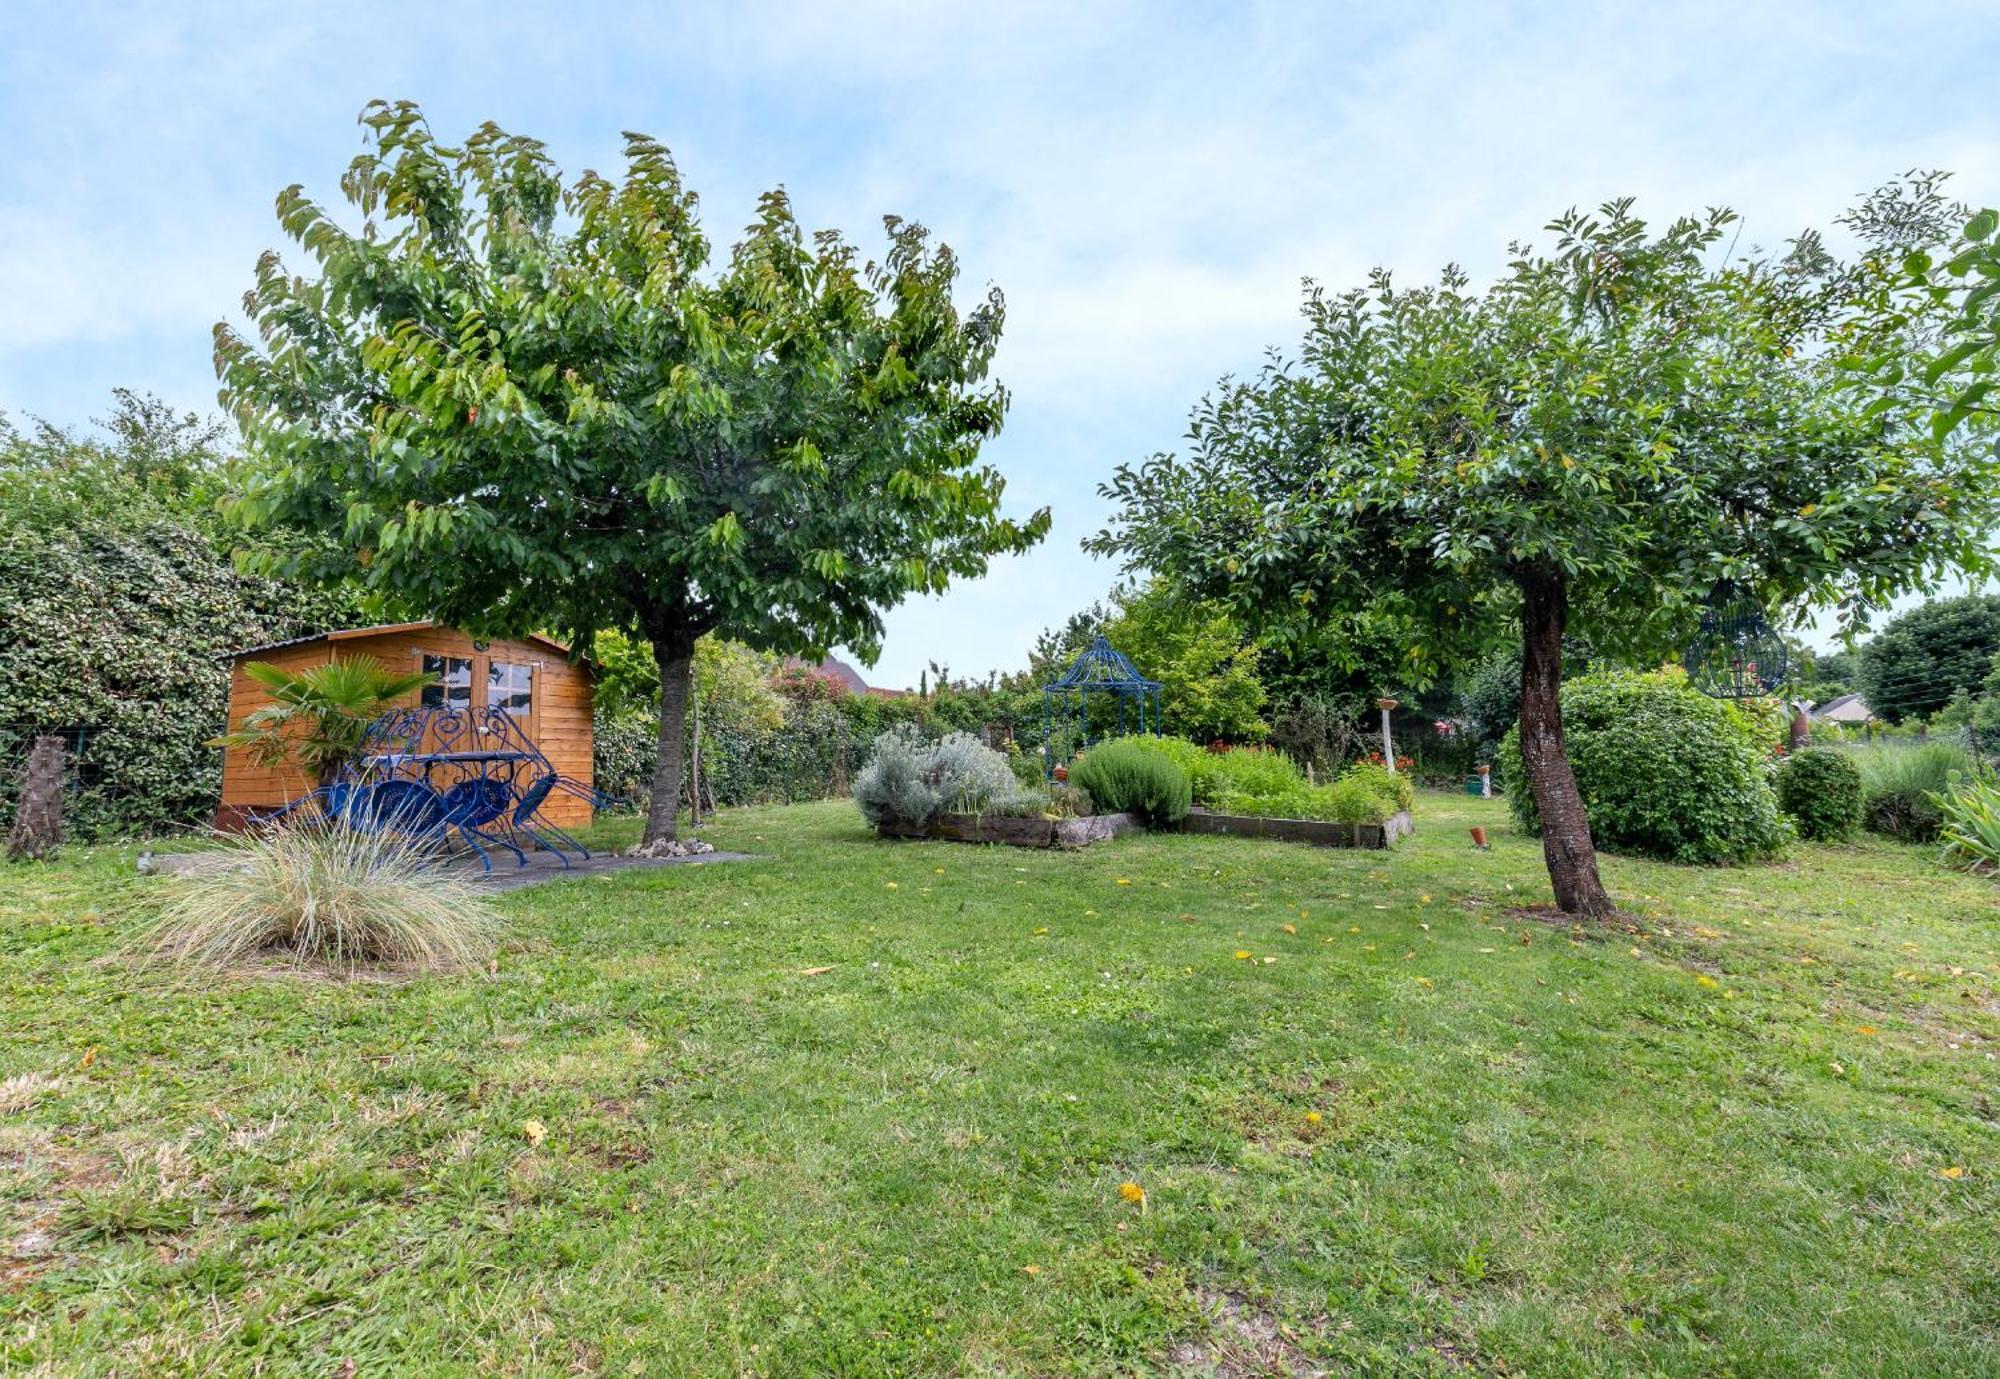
[1376,697,1399,773]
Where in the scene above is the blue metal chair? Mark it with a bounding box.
[439,776,528,873]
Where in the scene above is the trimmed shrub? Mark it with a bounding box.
[1847,740,1985,842]
[1069,739,1192,826]
[1774,748,1864,841]
[136,822,504,972]
[1498,670,1789,865]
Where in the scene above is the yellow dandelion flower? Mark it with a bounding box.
[1118,1181,1146,1204]
[1941,1165,1966,1180]
[1305,1111,1322,1125]
[885,881,899,890]
[1695,974,1719,989]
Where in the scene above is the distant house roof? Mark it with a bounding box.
[780,654,906,697]
[1810,692,1874,724]
[229,621,577,662]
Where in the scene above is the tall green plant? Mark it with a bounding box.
[217,101,1048,847]
[209,657,434,785]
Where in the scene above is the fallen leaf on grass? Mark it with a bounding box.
[1234,950,1252,960]
[1857,1025,1878,1035]
[1941,1166,1965,1180]
[520,1120,547,1147]
[885,882,899,890]
[797,965,836,977]
[1116,877,1132,886]
[1032,927,1049,937]
[1282,923,1297,935]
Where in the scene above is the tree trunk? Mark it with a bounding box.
[687,684,703,828]
[644,632,696,846]
[1516,567,1615,919]
[8,734,66,861]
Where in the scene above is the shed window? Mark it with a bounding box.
[421,655,473,710]
[488,660,533,717]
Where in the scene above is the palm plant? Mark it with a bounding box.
[210,656,435,785]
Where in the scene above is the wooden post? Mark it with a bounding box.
[8,734,66,861]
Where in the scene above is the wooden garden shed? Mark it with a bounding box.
[216,622,594,830]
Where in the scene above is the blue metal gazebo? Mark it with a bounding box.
[1041,635,1163,776]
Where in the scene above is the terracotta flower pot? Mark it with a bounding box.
[1470,825,1488,848]
[1053,765,1069,783]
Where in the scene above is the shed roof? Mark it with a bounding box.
[229,621,578,662]
[1809,692,1874,723]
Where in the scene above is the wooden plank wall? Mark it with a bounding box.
[217,628,595,829]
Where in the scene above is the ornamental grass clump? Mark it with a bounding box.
[1774,747,1865,841]
[135,821,504,974]
[1068,739,1192,826]
[1848,740,1985,843]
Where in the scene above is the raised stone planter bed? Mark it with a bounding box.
[876,811,1142,850]
[1175,807,1413,850]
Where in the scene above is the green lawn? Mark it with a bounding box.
[3,794,1997,1376]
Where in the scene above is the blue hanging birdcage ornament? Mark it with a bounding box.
[1683,582,1787,698]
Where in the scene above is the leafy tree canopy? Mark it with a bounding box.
[1100,580,1267,743]
[216,102,1047,841]
[1857,593,2000,723]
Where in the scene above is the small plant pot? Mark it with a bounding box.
[1470,825,1489,849]
[1053,765,1069,783]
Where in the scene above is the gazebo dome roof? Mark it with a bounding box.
[1045,635,1162,691]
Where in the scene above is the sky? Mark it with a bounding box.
[2,1,1996,689]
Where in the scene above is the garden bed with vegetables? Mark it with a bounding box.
[853,725,1418,852]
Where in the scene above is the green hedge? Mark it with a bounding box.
[1499,670,1789,865]
[0,518,352,838]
